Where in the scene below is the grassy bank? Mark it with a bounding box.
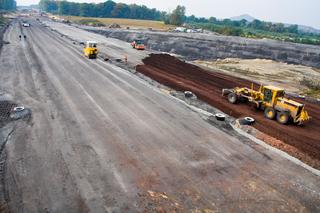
[61,16,173,30]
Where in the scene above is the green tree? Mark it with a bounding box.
[208,17,217,23]
[287,24,298,34]
[0,0,16,11]
[39,0,58,13]
[79,3,91,17]
[58,1,70,15]
[237,19,247,27]
[249,19,263,29]
[169,5,186,26]
[100,1,116,17]
[68,2,80,16]
[111,3,130,18]
[40,0,162,20]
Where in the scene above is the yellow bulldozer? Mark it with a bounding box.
[83,41,98,59]
[222,84,310,125]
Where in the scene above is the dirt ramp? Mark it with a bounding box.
[136,54,320,169]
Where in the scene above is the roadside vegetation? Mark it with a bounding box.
[40,0,320,46]
[39,0,165,21]
[0,0,16,11]
[186,18,320,45]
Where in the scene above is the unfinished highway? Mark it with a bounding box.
[0,18,319,212]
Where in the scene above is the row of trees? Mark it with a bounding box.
[0,0,16,11]
[39,0,187,27]
[39,0,165,20]
[184,14,320,45]
[185,16,299,34]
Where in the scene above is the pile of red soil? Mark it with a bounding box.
[136,54,320,169]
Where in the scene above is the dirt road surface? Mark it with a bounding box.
[0,18,319,212]
[136,54,320,169]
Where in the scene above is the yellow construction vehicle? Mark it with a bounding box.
[131,39,145,50]
[83,41,98,59]
[222,84,310,125]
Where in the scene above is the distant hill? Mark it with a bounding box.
[297,25,320,35]
[230,14,255,22]
[230,14,320,35]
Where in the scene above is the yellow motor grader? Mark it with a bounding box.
[83,41,98,59]
[222,84,310,125]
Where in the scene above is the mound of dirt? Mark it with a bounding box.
[109,23,121,29]
[136,54,320,169]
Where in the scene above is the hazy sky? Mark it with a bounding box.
[17,0,320,29]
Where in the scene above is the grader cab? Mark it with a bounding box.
[222,84,310,125]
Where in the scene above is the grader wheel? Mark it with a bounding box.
[277,111,290,124]
[228,93,238,104]
[264,107,276,120]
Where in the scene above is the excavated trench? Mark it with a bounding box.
[136,54,320,169]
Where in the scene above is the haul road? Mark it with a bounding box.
[0,17,319,212]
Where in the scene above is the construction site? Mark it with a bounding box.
[0,11,319,213]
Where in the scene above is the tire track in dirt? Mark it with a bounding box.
[136,54,320,169]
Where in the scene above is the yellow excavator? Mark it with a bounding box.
[83,41,98,59]
[222,84,310,125]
